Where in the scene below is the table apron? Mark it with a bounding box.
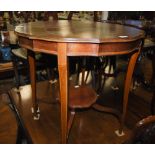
[18,36,142,56]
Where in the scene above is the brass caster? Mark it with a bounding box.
[31,107,40,114]
[115,130,125,137]
[33,113,40,120]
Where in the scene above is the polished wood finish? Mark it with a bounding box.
[15,21,145,143]
[9,81,60,143]
[8,81,97,143]
[27,50,38,117]
[120,43,143,133]
[9,81,124,144]
[0,99,18,143]
[8,78,154,144]
[15,21,144,44]
[8,81,130,144]
[67,85,97,139]
[69,86,97,109]
[57,43,68,143]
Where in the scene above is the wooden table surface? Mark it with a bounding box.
[15,20,145,143]
[15,20,144,43]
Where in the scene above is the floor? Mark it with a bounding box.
[0,56,154,144]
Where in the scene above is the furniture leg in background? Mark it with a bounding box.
[27,50,40,120]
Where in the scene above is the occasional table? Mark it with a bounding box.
[15,20,145,143]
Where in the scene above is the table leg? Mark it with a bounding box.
[119,48,141,134]
[12,55,20,90]
[58,43,68,144]
[27,50,39,119]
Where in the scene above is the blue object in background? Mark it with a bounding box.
[0,46,12,61]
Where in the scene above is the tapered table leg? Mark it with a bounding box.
[27,50,39,119]
[58,43,68,144]
[119,45,142,134]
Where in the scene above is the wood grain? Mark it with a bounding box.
[15,20,145,143]
[15,21,145,43]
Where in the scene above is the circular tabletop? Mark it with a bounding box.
[15,20,145,43]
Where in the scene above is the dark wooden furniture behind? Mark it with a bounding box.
[122,20,155,114]
[126,115,155,143]
[15,20,145,143]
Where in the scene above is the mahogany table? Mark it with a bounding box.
[15,20,145,143]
